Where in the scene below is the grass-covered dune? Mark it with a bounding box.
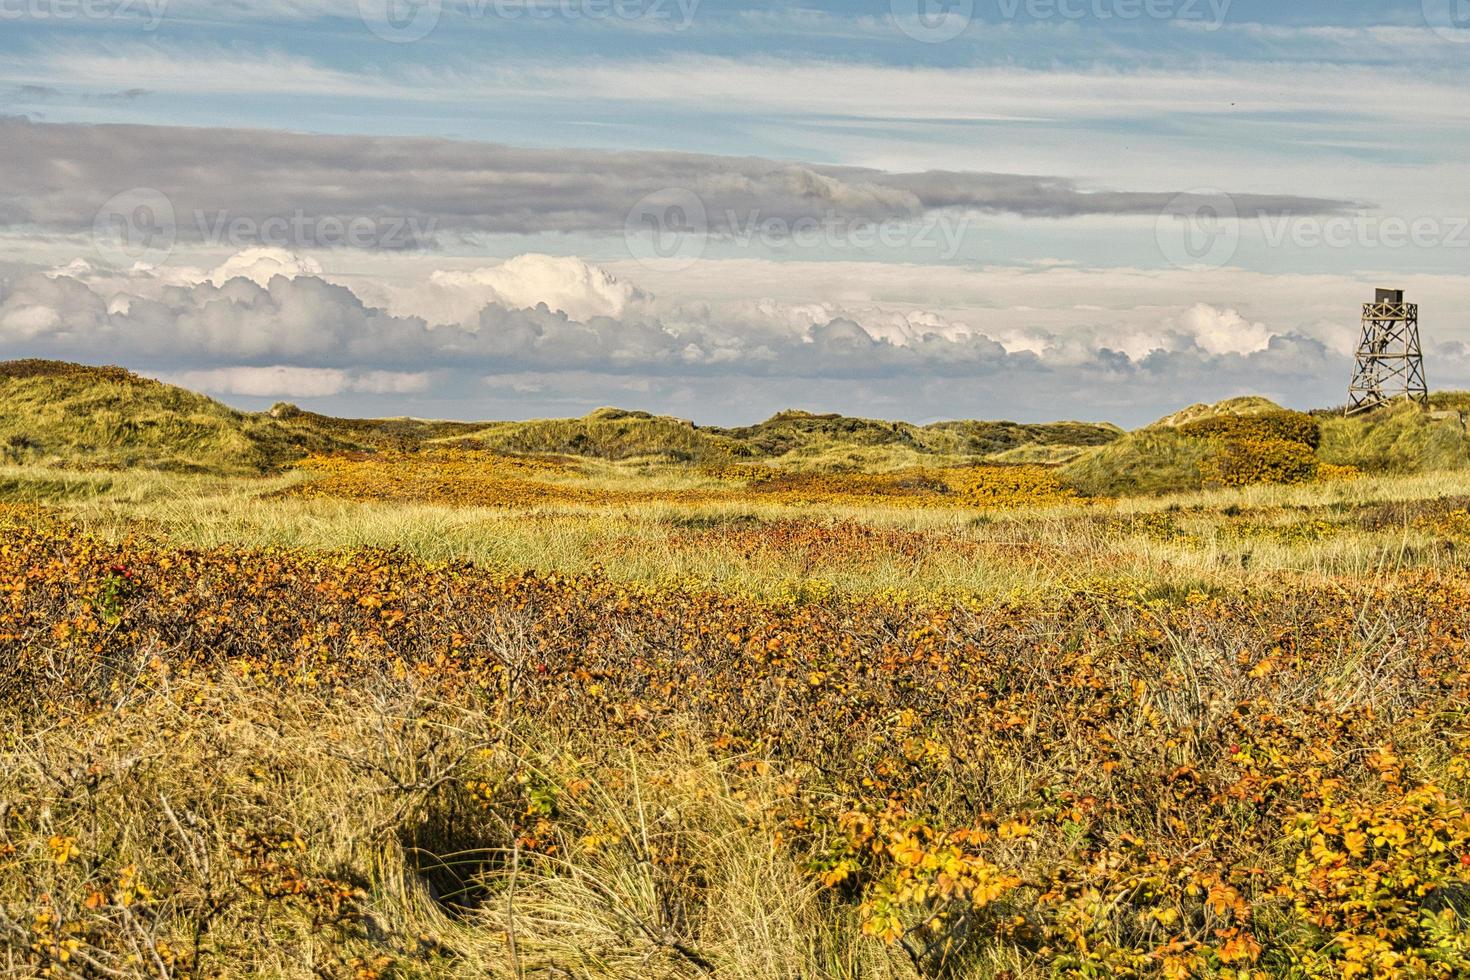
[0,360,506,474]
[0,359,310,475]
[0,360,1123,474]
[7,362,1470,978]
[4,359,1468,497]
[1317,394,1470,474]
[1063,394,1470,496]
[454,409,1124,467]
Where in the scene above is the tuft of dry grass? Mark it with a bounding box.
[0,672,921,979]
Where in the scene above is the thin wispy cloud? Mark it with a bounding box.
[9,45,1470,125]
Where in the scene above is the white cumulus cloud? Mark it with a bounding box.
[208,248,325,287]
[421,254,648,325]
[1175,304,1274,357]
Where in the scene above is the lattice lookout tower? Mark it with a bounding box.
[1346,288,1428,415]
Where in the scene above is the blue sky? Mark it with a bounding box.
[1,0,1468,423]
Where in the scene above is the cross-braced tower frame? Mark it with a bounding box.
[1347,288,1427,415]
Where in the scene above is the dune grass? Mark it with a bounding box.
[1063,397,1470,496]
[6,366,1470,978]
[1317,400,1470,473]
[5,515,1469,978]
[0,361,294,475]
[4,460,1465,602]
[0,359,1126,479]
[0,670,914,979]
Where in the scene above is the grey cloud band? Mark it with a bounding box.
[0,117,1357,246]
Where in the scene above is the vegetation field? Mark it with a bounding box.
[4,362,1470,978]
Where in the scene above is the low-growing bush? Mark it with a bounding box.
[6,508,1470,976]
[1199,436,1319,488]
[1178,410,1321,449]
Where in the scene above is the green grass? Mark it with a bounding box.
[1064,395,1470,496]
[708,410,1121,463]
[0,360,306,475]
[462,407,754,463]
[267,402,489,452]
[1149,394,1285,427]
[1059,428,1216,496]
[1317,400,1470,473]
[0,361,1122,476]
[0,361,562,476]
[8,459,1465,603]
[6,360,1469,497]
[458,408,1123,467]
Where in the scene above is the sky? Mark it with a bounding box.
[1,0,1468,425]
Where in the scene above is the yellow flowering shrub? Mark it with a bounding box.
[1179,410,1320,449]
[1316,463,1362,482]
[1285,773,1470,978]
[6,504,1470,975]
[1200,437,1319,488]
